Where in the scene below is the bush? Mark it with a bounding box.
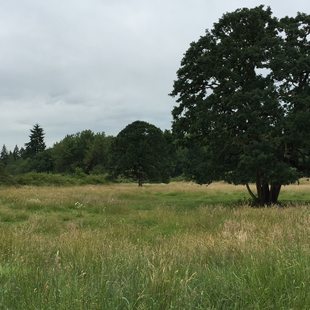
[0,173,110,186]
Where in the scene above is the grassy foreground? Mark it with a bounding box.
[0,182,309,309]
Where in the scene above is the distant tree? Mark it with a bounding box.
[0,145,15,181]
[0,145,9,165]
[0,161,12,184]
[52,130,112,174]
[170,6,310,205]
[33,149,54,172]
[111,121,170,186]
[19,147,26,158]
[83,133,114,174]
[52,130,94,173]
[25,124,46,157]
[12,145,20,160]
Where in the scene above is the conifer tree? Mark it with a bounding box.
[0,145,9,164]
[25,124,46,157]
[12,145,20,160]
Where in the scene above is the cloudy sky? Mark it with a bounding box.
[0,0,309,149]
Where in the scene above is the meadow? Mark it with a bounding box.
[0,181,309,309]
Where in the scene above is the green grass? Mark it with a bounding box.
[0,182,309,309]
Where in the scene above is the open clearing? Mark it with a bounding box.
[0,182,309,309]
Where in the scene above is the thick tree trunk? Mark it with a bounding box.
[270,184,281,204]
[254,178,282,206]
[261,182,270,204]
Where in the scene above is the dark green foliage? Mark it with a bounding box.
[272,13,310,176]
[171,6,310,205]
[1,145,32,176]
[24,124,46,157]
[31,149,54,173]
[5,158,32,175]
[83,133,113,174]
[12,145,21,160]
[10,172,109,186]
[2,129,114,179]
[52,130,113,174]
[18,124,53,173]
[52,130,95,173]
[111,121,170,186]
[0,162,12,184]
[163,130,187,178]
[0,145,9,165]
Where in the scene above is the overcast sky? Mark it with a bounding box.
[0,0,309,149]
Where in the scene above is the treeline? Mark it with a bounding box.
[0,122,187,185]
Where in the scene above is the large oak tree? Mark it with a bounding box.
[171,6,309,205]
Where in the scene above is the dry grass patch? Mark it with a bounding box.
[0,182,309,308]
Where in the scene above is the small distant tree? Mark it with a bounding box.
[111,121,170,186]
[24,124,46,157]
[12,145,20,160]
[19,147,26,158]
[0,145,9,165]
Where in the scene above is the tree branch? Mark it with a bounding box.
[246,183,258,201]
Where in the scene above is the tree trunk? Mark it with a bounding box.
[256,172,262,203]
[137,166,143,187]
[261,182,270,205]
[246,183,257,201]
[270,184,281,204]
[138,178,143,187]
[254,175,282,206]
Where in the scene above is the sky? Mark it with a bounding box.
[0,0,309,149]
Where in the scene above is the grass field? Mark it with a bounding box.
[0,182,309,309]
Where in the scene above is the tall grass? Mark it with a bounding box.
[0,182,309,309]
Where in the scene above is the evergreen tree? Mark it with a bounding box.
[25,124,46,157]
[0,145,9,165]
[12,145,20,160]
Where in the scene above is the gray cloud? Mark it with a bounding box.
[0,0,309,149]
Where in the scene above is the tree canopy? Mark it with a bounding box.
[170,6,310,205]
[111,121,170,186]
[52,130,113,174]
